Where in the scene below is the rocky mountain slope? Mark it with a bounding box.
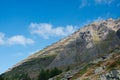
[1,18,120,80]
[52,46,120,80]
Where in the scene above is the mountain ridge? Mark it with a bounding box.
[1,18,120,80]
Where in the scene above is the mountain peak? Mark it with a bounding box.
[107,18,113,21]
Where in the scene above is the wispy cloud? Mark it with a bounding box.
[0,32,5,45]
[95,0,114,5]
[79,0,114,8]
[0,33,34,46]
[29,23,77,39]
[94,16,105,21]
[80,16,107,27]
[117,2,120,7]
[79,0,89,8]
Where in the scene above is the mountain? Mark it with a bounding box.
[1,18,120,80]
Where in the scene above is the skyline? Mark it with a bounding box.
[0,0,120,74]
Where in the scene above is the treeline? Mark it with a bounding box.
[0,73,31,80]
[38,67,62,80]
[0,67,62,80]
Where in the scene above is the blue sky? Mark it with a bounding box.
[0,0,120,74]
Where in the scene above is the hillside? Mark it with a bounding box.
[0,18,120,80]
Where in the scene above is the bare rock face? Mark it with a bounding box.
[116,29,120,39]
[100,70,120,80]
[3,18,120,79]
[48,18,120,69]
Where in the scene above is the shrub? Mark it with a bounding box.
[38,67,62,80]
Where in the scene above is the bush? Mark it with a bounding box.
[38,69,49,80]
[0,75,4,80]
[66,66,70,71]
[38,67,62,80]
[49,67,62,78]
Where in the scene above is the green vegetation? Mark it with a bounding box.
[0,74,4,80]
[38,67,62,80]
[0,73,31,80]
[0,67,62,80]
[93,31,100,42]
[66,66,70,71]
[107,56,120,71]
[0,53,59,80]
[71,63,94,80]
[38,69,49,80]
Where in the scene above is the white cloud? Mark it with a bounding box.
[95,0,114,5]
[7,35,34,45]
[0,32,5,44]
[0,32,34,46]
[29,23,77,39]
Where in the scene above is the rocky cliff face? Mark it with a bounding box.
[48,18,120,69]
[2,18,120,80]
